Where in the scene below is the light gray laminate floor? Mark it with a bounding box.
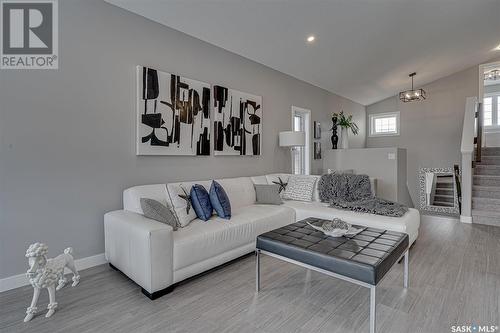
[1,217,499,333]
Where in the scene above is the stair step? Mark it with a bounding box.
[432,201,455,207]
[433,195,454,203]
[472,209,500,227]
[436,183,453,189]
[436,189,453,195]
[481,147,500,156]
[477,156,500,165]
[472,197,500,212]
[472,185,500,199]
[473,175,500,186]
[474,164,500,176]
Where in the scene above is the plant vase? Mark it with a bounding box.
[330,116,338,149]
[340,127,349,149]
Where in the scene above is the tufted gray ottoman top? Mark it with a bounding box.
[256,217,409,285]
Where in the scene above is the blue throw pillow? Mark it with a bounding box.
[190,184,213,221]
[209,181,231,219]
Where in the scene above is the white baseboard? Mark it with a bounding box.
[0,253,107,293]
[421,214,459,224]
[460,215,473,223]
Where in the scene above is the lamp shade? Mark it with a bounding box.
[279,131,305,147]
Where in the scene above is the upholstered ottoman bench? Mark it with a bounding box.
[255,217,409,333]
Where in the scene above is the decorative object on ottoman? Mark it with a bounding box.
[306,218,362,237]
[24,243,80,322]
[330,115,338,149]
[332,111,359,149]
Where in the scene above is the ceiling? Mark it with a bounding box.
[106,0,500,105]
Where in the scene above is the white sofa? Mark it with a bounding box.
[104,173,420,299]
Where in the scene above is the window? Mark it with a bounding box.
[483,94,500,127]
[291,106,311,175]
[369,112,400,137]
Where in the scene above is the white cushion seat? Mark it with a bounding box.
[282,200,419,244]
[173,204,295,271]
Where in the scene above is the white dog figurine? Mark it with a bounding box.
[24,243,80,322]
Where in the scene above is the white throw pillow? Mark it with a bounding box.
[282,175,317,202]
[166,181,211,227]
[265,174,291,197]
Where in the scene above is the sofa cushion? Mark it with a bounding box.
[266,174,322,201]
[255,184,283,205]
[167,180,212,227]
[123,184,170,215]
[140,198,178,230]
[282,200,420,244]
[191,184,213,221]
[172,205,295,270]
[213,177,255,210]
[265,174,290,194]
[210,181,231,219]
[250,175,268,185]
[282,175,317,202]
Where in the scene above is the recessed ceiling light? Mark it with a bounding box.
[307,35,315,43]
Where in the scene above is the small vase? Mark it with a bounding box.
[340,127,349,149]
[330,116,338,149]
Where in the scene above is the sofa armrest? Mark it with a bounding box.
[104,210,173,293]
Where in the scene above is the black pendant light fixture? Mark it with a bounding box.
[484,69,500,82]
[399,72,426,102]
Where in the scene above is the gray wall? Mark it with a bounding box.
[312,94,367,174]
[322,147,412,207]
[366,65,479,205]
[0,0,365,278]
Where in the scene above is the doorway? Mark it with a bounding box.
[479,61,500,147]
[291,106,311,175]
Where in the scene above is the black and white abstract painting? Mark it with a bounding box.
[137,66,211,155]
[314,142,322,160]
[213,85,262,156]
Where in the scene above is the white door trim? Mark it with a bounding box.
[291,105,311,175]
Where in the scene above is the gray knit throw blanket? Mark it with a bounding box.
[318,173,409,217]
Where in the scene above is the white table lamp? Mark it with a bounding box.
[279,131,306,174]
[279,131,305,147]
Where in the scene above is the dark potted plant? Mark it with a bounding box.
[332,111,359,149]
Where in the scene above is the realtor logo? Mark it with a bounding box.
[1,0,58,69]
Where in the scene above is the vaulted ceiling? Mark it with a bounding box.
[106,0,500,105]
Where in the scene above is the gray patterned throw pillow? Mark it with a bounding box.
[140,198,179,231]
[255,184,283,205]
[282,175,317,202]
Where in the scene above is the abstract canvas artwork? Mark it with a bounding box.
[137,66,211,155]
[314,142,322,160]
[314,121,321,139]
[213,85,262,156]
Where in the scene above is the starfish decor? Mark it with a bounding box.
[272,177,288,193]
[178,186,191,214]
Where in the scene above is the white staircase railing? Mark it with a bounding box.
[460,96,478,223]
